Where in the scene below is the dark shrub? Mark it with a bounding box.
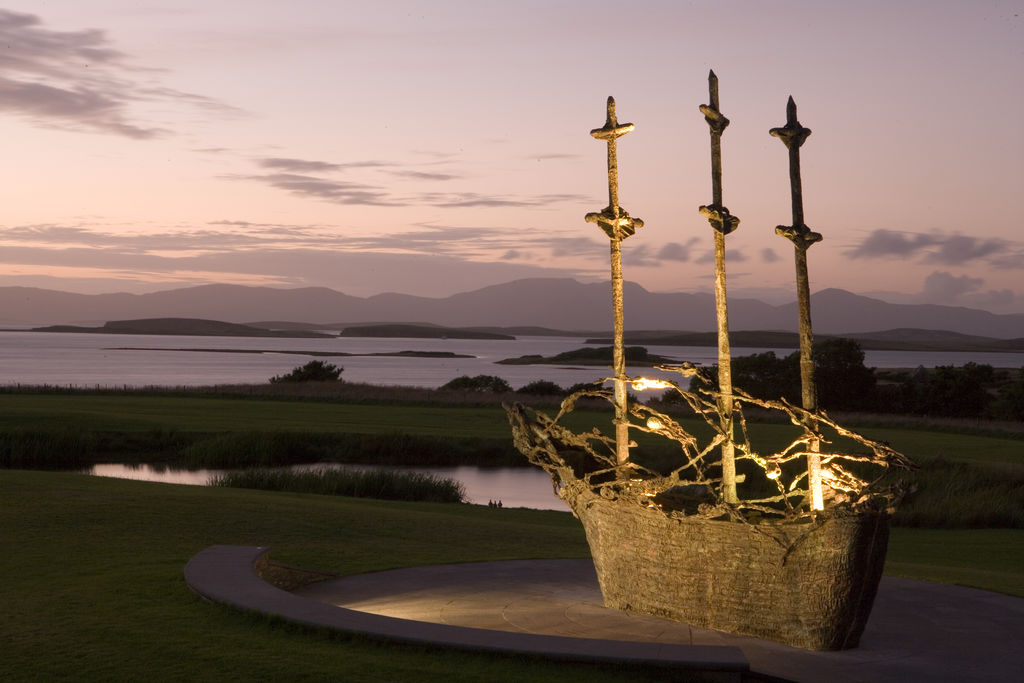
[269,360,343,384]
[440,375,512,392]
[516,380,564,396]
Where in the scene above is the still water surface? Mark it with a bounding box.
[3,330,1020,389]
[88,463,568,511]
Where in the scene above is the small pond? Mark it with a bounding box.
[86,463,568,511]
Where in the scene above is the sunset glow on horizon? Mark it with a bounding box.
[1,1,1021,313]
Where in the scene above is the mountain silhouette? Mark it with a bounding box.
[2,279,1023,338]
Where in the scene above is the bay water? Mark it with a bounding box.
[1,330,1020,390]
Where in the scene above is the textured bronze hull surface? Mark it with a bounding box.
[572,492,890,651]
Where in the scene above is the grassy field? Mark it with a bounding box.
[1,389,1021,678]
[1,470,689,682]
[0,393,1021,462]
[2,469,1022,681]
[0,394,509,437]
[885,528,1024,597]
[2,392,1021,530]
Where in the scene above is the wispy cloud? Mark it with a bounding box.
[418,191,588,208]
[233,154,588,209]
[258,157,393,172]
[0,9,239,138]
[0,221,583,269]
[547,236,606,258]
[227,151,581,208]
[387,170,461,181]
[846,229,1022,268]
[911,270,1016,309]
[223,172,396,206]
[259,158,345,173]
[0,220,585,296]
[921,270,983,300]
[656,239,700,262]
[695,248,748,265]
[526,153,582,161]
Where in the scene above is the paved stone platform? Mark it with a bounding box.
[296,558,1024,682]
[186,546,1024,683]
[185,546,748,681]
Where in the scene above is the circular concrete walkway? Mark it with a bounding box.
[295,558,1024,683]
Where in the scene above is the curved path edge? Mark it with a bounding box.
[184,545,749,678]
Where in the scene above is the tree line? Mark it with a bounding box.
[268,346,1024,421]
[689,338,1024,420]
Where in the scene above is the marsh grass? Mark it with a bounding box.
[0,427,521,470]
[180,431,521,469]
[892,458,1024,529]
[2,389,1022,529]
[210,466,466,503]
[0,379,565,409]
[0,428,97,469]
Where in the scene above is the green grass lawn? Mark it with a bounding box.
[0,393,1020,466]
[2,392,1021,678]
[2,470,1021,681]
[0,470,633,682]
[0,394,509,437]
[886,528,1024,597]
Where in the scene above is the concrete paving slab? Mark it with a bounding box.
[185,546,749,680]
[296,557,1024,683]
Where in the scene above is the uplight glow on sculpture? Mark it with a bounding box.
[771,95,826,511]
[505,81,915,651]
[585,96,643,467]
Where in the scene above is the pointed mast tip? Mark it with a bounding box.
[786,96,797,123]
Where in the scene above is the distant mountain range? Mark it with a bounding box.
[2,278,1024,339]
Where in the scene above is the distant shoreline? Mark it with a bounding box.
[31,318,332,339]
[11,315,1024,353]
[107,347,475,359]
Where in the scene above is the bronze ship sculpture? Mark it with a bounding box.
[505,74,914,651]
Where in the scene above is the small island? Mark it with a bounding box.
[107,347,474,359]
[33,318,335,339]
[340,324,514,340]
[497,345,676,366]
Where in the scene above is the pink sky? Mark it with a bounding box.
[1,1,1022,312]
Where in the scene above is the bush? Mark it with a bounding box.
[565,381,604,394]
[548,346,652,363]
[814,338,877,411]
[269,360,343,384]
[440,375,512,392]
[693,339,879,411]
[883,362,995,418]
[516,380,564,396]
[694,350,800,403]
[990,368,1024,420]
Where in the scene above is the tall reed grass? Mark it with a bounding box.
[209,466,466,503]
[0,429,521,470]
[0,429,97,469]
[892,458,1024,529]
[178,431,521,469]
